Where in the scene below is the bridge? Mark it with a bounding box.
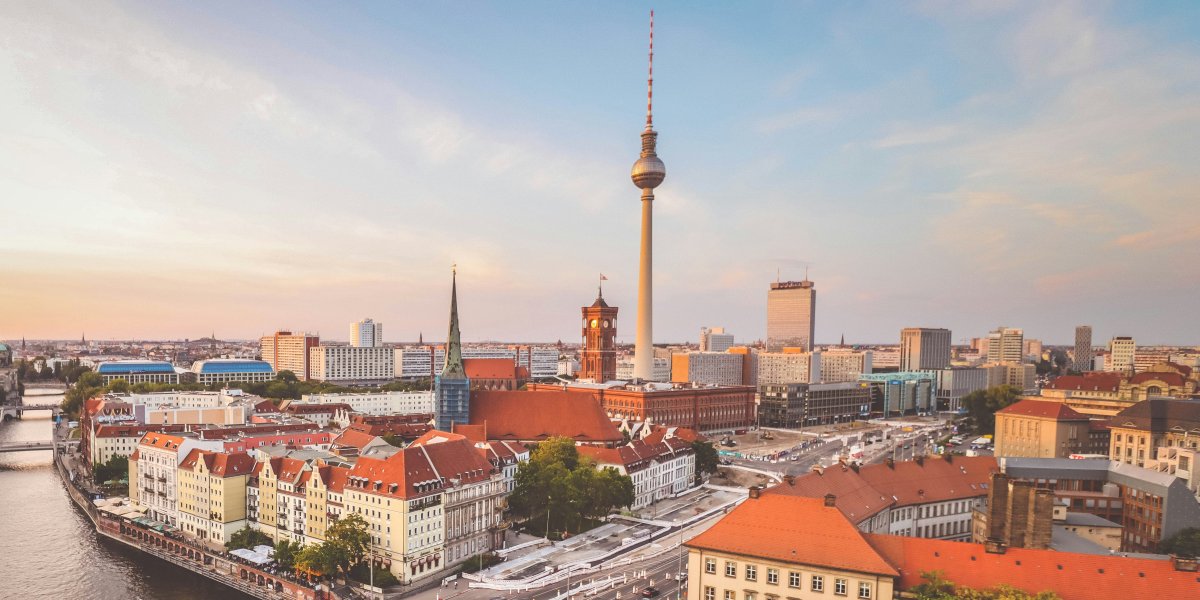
[2,402,62,421]
[0,440,56,453]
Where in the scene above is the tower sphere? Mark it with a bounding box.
[631,155,666,189]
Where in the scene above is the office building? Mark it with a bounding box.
[350,318,383,347]
[302,391,435,416]
[616,357,671,382]
[993,399,1109,459]
[671,352,744,386]
[260,331,319,381]
[1073,326,1093,372]
[1107,336,1136,373]
[820,349,873,383]
[308,345,394,383]
[931,367,987,413]
[756,351,820,385]
[858,372,937,416]
[699,327,735,352]
[766,279,816,351]
[899,328,951,371]
[986,327,1024,364]
[757,382,870,428]
[1108,398,1200,468]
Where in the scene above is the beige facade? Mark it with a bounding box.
[900,328,951,371]
[819,350,872,384]
[687,547,892,600]
[671,352,744,386]
[260,331,319,381]
[994,401,1096,459]
[177,451,253,546]
[767,280,816,352]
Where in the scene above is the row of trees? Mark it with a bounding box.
[509,437,635,537]
[227,514,382,584]
[911,571,1061,599]
[58,369,433,417]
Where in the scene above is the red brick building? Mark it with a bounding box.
[527,382,755,433]
[578,293,618,382]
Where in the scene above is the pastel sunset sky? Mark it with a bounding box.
[1,1,1198,345]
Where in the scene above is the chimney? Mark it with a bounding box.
[915,455,924,466]
[783,474,795,486]
[748,485,762,499]
[824,493,837,507]
[984,538,1007,555]
[886,457,895,469]
[1172,556,1199,572]
[850,462,860,473]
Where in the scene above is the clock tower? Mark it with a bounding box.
[580,288,618,382]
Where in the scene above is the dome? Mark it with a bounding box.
[631,155,666,189]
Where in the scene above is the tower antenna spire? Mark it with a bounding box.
[646,10,654,129]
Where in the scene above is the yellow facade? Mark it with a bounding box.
[177,454,250,546]
[686,548,894,600]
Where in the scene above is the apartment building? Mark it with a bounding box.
[578,437,695,510]
[176,450,255,546]
[309,345,394,383]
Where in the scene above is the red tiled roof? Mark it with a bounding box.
[464,358,517,380]
[347,432,495,500]
[1047,373,1123,392]
[139,432,186,451]
[997,399,1088,420]
[579,437,693,472]
[865,533,1200,600]
[333,428,382,451]
[276,457,308,483]
[1129,371,1186,387]
[452,423,488,442]
[95,424,185,438]
[686,494,898,577]
[770,456,998,523]
[316,465,351,494]
[470,390,623,443]
[254,400,279,413]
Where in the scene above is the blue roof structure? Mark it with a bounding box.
[97,360,175,375]
[192,359,274,375]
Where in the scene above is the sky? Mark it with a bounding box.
[1,1,1199,346]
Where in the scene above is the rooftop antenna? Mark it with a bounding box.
[805,265,810,281]
[646,10,654,129]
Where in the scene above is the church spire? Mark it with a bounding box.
[441,266,465,378]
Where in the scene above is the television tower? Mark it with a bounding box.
[630,10,666,380]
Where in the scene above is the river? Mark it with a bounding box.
[0,392,248,599]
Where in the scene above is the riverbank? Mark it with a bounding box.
[51,434,336,600]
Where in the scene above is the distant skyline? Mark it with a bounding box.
[3,1,1199,345]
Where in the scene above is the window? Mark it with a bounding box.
[726,562,737,577]
[706,558,717,574]
[788,572,801,588]
[812,575,824,592]
[767,568,779,585]
[724,591,735,600]
[745,594,756,600]
[835,578,847,595]
[746,565,757,581]
[704,587,715,600]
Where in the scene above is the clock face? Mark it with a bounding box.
[590,319,599,328]
[602,320,610,328]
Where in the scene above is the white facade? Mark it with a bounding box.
[1107,336,1136,372]
[617,357,671,382]
[442,472,505,567]
[302,391,435,416]
[986,327,1024,364]
[674,352,743,386]
[699,327,735,352]
[134,435,224,526]
[883,498,984,541]
[309,345,394,382]
[351,318,384,347]
[395,346,558,379]
[757,352,820,385]
[820,350,873,383]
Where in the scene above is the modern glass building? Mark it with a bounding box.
[857,372,937,417]
[96,360,179,385]
[190,359,274,385]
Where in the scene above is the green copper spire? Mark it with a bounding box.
[441,267,466,378]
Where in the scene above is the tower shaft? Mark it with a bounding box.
[633,189,654,380]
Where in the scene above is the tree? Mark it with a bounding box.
[692,440,718,480]
[226,525,272,551]
[94,455,129,483]
[107,378,131,394]
[274,539,302,570]
[910,571,1061,600]
[325,513,371,572]
[295,542,341,579]
[277,370,299,384]
[1161,527,1200,558]
[961,385,1021,434]
[510,436,633,536]
[910,571,956,600]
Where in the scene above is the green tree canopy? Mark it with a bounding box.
[910,570,1061,600]
[274,539,302,570]
[510,436,634,536]
[962,385,1021,434]
[1161,527,1200,558]
[226,525,272,551]
[326,513,371,572]
[693,440,718,479]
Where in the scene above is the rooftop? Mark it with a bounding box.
[686,494,898,577]
[97,360,175,375]
[471,390,623,444]
[997,399,1089,420]
[191,359,274,375]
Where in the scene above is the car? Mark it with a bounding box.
[675,572,688,581]
[642,587,661,597]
